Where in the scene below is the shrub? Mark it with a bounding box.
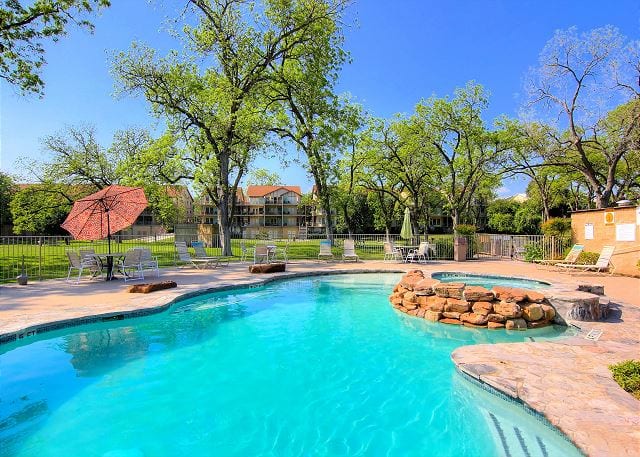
[523,242,543,261]
[577,251,599,265]
[609,360,640,399]
[541,218,572,237]
[454,224,476,236]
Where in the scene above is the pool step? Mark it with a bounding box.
[485,411,554,457]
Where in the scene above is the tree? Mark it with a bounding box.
[410,82,506,228]
[12,125,182,232]
[487,199,520,233]
[246,169,281,186]
[269,4,349,239]
[0,171,16,233]
[0,0,110,95]
[114,0,347,255]
[526,26,640,208]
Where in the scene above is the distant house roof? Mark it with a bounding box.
[247,185,301,197]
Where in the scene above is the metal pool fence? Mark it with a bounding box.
[0,233,569,283]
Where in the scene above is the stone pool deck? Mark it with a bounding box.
[1,259,639,456]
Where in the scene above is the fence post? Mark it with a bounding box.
[38,236,43,281]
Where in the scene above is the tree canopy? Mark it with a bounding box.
[0,0,110,95]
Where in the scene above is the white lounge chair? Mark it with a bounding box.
[66,251,103,283]
[318,240,334,261]
[175,241,219,269]
[383,241,403,262]
[534,244,584,265]
[557,245,615,273]
[192,241,229,267]
[342,239,359,262]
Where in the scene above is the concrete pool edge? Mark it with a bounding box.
[0,268,406,344]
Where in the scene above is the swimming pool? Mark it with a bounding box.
[431,272,551,290]
[0,274,580,456]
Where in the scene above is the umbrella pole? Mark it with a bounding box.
[106,210,113,280]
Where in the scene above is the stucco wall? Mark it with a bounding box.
[571,206,640,276]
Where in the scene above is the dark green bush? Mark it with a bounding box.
[523,242,543,261]
[609,360,640,399]
[577,251,599,265]
[541,218,572,237]
[454,224,476,236]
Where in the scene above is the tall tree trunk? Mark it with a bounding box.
[217,156,233,256]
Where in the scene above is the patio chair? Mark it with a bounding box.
[135,247,160,278]
[318,240,334,261]
[406,242,430,263]
[534,244,584,266]
[556,245,615,274]
[239,242,249,262]
[79,248,96,261]
[342,239,359,262]
[192,241,229,267]
[66,251,103,283]
[254,244,270,264]
[383,241,403,262]
[117,249,144,282]
[175,241,219,269]
[277,242,289,264]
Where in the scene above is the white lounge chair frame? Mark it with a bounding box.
[556,245,615,274]
[318,240,334,261]
[253,244,270,264]
[342,239,359,262]
[175,241,219,269]
[192,241,229,267]
[534,244,584,265]
[135,247,160,278]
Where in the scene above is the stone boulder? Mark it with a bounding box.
[434,283,465,299]
[540,304,556,321]
[425,296,447,312]
[463,286,494,302]
[487,313,507,323]
[439,318,463,325]
[414,278,437,296]
[444,298,470,313]
[521,303,544,322]
[488,322,506,329]
[424,310,442,322]
[525,290,546,303]
[493,301,522,318]
[460,312,489,326]
[505,318,527,330]
[442,311,461,319]
[249,262,286,273]
[400,270,425,290]
[471,301,493,316]
[492,286,527,303]
[402,299,418,310]
[403,291,417,303]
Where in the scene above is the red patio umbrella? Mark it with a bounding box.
[61,185,148,254]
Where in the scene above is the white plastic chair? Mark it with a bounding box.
[136,247,159,278]
[254,244,270,264]
[406,242,429,263]
[175,241,218,269]
[118,249,144,282]
[318,240,334,261]
[342,239,359,262]
[66,251,103,283]
[383,241,403,262]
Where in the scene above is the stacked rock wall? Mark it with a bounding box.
[388,270,558,330]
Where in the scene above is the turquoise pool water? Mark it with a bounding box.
[432,272,551,290]
[0,274,581,457]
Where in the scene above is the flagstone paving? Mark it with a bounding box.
[1,259,639,456]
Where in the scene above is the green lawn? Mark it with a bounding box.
[0,235,461,283]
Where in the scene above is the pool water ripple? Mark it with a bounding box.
[0,274,581,457]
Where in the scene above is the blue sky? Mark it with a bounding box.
[1,0,639,195]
